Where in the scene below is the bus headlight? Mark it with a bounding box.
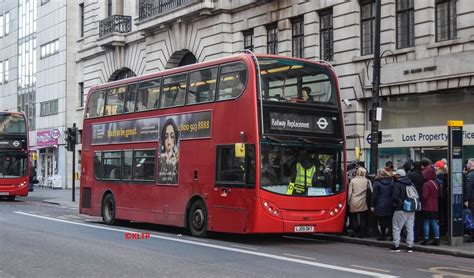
[19,181,27,187]
[261,199,280,218]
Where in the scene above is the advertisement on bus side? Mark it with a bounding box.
[91,111,211,185]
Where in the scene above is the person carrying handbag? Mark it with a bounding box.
[421,167,440,245]
[347,167,371,238]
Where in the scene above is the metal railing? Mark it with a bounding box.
[99,15,132,38]
[139,0,193,21]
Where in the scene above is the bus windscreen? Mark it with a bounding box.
[0,151,28,178]
[0,114,27,135]
[258,58,336,105]
[260,142,344,197]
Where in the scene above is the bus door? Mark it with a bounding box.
[211,144,255,233]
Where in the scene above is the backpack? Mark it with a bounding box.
[464,208,474,232]
[403,183,422,212]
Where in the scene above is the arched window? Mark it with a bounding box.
[108,68,136,82]
[166,50,197,69]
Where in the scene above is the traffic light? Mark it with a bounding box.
[64,126,78,151]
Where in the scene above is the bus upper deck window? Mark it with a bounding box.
[187,67,217,105]
[217,63,247,101]
[137,78,161,111]
[86,91,105,118]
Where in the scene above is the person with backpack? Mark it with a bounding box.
[464,204,474,242]
[390,169,419,252]
[421,166,440,245]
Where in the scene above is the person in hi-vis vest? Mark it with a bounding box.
[287,152,320,195]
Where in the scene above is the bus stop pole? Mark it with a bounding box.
[447,120,464,246]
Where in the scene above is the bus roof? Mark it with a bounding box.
[0,111,26,117]
[88,53,334,93]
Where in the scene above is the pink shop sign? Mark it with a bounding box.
[37,129,61,147]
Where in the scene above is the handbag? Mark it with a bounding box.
[365,180,372,208]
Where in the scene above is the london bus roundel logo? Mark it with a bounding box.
[316,117,329,130]
[51,129,61,139]
[12,140,20,147]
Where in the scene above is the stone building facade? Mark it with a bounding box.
[77,0,474,170]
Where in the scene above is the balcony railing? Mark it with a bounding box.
[139,0,193,21]
[99,15,132,38]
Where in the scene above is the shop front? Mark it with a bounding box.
[364,89,474,170]
[35,129,63,188]
[365,124,474,170]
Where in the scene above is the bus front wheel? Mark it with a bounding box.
[6,196,15,201]
[102,194,116,225]
[188,200,208,237]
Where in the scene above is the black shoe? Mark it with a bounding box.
[420,239,429,245]
[407,246,414,253]
[390,245,401,252]
[430,239,440,246]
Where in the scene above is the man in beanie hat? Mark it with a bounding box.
[390,169,416,252]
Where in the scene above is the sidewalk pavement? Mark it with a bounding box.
[312,233,474,259]
[29,186,79,209]
[26,186,474,258]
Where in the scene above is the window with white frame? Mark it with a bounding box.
[5,12,9,35]
[40,40,59,59]
[0,62,3,84]
[4,60,9,83]
[0,15,3,37]
[40,99,59,116]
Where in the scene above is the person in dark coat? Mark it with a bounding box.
[403,159,414,173]
[29,163,37,192]
[435,160,448,237]
[464,159,474,217]
[408,161,424,242]
[421,166,440,246]
[371,168,394,241]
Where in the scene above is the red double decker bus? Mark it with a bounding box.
[80,54,346,236]
[0,112,29,201]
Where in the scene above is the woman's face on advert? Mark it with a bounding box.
[165,125,175,152]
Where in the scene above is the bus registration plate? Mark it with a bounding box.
[294,225,314,232]
[0,192,9,195]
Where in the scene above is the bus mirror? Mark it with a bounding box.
[235,143,245,158]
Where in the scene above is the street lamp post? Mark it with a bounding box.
[369,0,382,176]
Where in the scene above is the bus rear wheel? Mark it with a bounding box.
[102,194,116,225]
[188,200,208,237]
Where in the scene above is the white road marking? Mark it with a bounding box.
[283,253,316,261]
[351,265,392,273]
[15,211,398,278]
[230,244,259,251]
